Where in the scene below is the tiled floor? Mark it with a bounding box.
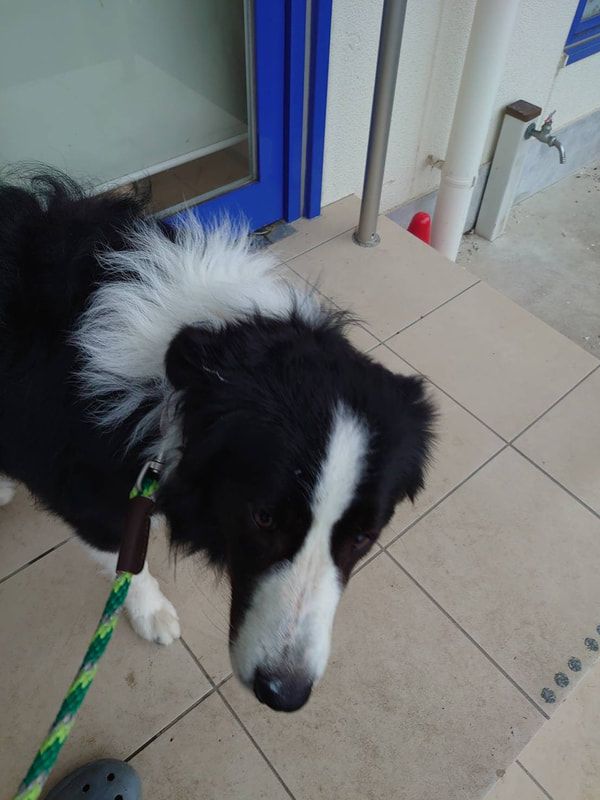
[486,659,600,800]
[2,196,599,800]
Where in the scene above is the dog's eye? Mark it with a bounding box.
[352,532,374,550]
[252,508,275,530]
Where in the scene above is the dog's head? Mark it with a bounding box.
[161,311,434,711]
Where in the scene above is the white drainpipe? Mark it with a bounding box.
[431,0,521,261]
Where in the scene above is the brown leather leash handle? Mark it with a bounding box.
[116,495,154,575]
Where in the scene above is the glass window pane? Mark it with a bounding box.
[0,0,255,212]
[582,0,600,20]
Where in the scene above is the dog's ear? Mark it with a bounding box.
[392,374,436,502]
[166,325,223,390]
[166,319,278,390]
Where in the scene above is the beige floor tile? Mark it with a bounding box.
[515,367,600,515]
[388,282,598,439]
[346,323,381,352]
[369,340,420,375]
[0,541,210,799]
[484,762,548,800]
[222,554,541,800]
[149,522,232,684]
[288,216,477,340]
[280,264,381,352]
[520,662,600,800]
[392,448,600,708]
[0,486,71,581]
[271,194,360,261]
[370,346,505,544]
[131,691,289,800]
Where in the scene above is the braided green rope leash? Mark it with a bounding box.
[14,572,133,800]
[13,472,159,800]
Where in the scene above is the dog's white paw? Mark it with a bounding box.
[0,478,16,507]
[129,595,181,646]
[126,569,181,646]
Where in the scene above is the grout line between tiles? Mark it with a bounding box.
[217,689,298,800]
[124,638,223,762]
[381,322,599,451]
[510,363,600,443]
[179,637,218,686]
[378,279,482,341]
[180,639,298,800]
[516,760,555,800]
[287,260,482,357]
[0,537,71,586]
[179,636,234,692]
[384,550,551,720]
[124,685,217,762]
[383,444,509,547]
[352,544,383,577]
[511,446,600,522]
[284,228,598,464]
[279,221,357,263]
[284,262,358,320]
[379,342,511,443]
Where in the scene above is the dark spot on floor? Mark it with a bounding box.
[554,671,569,687]
[126,671,136,688]
[541,687,556,703]
[496,769,505,778]
[585,637,599,652]
[568,657,582,671]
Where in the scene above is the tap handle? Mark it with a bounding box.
[543,110,556,127]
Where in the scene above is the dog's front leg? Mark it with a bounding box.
[81,544,181,646]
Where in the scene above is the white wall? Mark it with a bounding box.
[322,0,600,211]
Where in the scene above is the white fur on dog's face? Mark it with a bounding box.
[230,404,368,688]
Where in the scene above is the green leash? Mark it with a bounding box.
[14,573,133,800]
[13,467,160,800]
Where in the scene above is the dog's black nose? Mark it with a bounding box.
[253,669,312,712]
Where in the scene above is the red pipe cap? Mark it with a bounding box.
[407,212,431,245]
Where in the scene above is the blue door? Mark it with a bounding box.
[177,0,324,230]
[180,0,291,230]
[169,0,333,229]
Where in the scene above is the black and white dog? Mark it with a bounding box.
[0,173,434,712]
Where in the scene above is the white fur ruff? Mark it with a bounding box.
[74,215,321,447]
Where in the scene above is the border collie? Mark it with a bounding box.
[0,172,434,712]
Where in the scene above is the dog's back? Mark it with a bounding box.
[0,173,146,523]
[0,172,146,338]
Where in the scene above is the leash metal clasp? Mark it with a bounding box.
[134,457,164,496]
[118,456,164,576]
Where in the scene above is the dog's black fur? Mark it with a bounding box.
[0,174,152,549]
[0,171,435,711]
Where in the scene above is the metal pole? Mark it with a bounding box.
[353,0,408,247]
